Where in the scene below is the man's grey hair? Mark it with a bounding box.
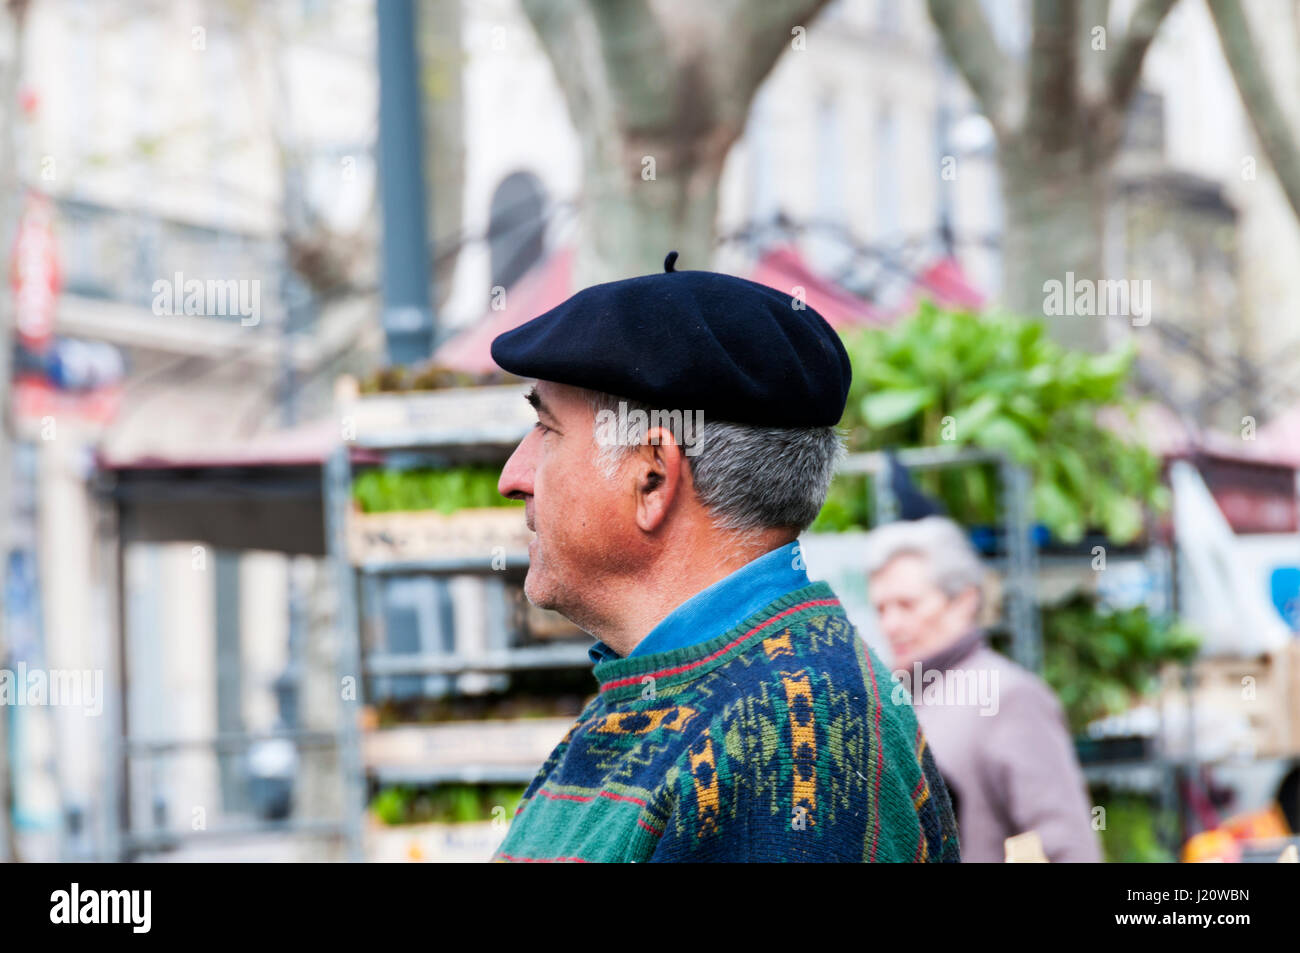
[582,390,844,534]
[863,516,986,609]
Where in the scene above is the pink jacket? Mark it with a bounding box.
[898,629,1103,862]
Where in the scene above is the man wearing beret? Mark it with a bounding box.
[489,253,959,862]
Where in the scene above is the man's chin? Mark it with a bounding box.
[522,568,558,612]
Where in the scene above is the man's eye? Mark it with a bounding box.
[534,421,551,434]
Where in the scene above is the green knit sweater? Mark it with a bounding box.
[492,582,960,862]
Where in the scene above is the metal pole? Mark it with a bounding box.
[112,506,131,861]
[376,0,435,365]
[1002,461,1042,673]
[871,473,898,526]
[324,446,366,861]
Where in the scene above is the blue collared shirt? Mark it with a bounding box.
[587,540,809,665]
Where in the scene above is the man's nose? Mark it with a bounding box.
[498,428,537,500]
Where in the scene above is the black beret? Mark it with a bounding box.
[489,252,852,427]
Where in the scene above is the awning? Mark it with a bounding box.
[96,418,380,556]
[1255,405,1300,467]
[430,241,989,373]
[747,244,888,327]
[431,246,575,374]
[916,255,985,311]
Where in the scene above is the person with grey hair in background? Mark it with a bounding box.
[865,516,1102,862]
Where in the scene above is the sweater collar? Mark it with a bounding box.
[590,581,844,704]
[587,540,808,665]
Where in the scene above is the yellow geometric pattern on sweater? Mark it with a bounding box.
[762,631,794,660]
[593,706,698,735]
[688,736,721,837]
[913,735,933,812]
[782,670,817,827]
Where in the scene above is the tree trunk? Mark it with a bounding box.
[1000,147,1111,352]
[1208,0,1300,224]
[927,0,1176,351]
[522,0,830,286]
[575,133,722,286]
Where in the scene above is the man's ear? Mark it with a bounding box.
[633,426,684,533]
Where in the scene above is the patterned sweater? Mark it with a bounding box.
[492,582,960,862]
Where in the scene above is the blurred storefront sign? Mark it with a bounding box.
[10,192,61,353]
[11,336,125,433]
[12,374,122,430]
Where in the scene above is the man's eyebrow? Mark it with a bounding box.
[525,387,557,421]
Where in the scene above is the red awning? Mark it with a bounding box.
[97,415,381,470]
[1100,402,1300,468]
[916,256,985,311]
[432,242,988,373]
[433,246,575,374]
[747,244,888,327]
[1254,406,1300,466]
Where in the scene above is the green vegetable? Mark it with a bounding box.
[816,302,1165,543]
[368,783,529,825]
[353,467,524,514]
[1094,794,1178,863]
[1037,592,1200,733]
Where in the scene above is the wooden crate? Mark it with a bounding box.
[341,382,535,447]
[348,507,530,566]
[1159,642,1300,758]
[363,717,572,774]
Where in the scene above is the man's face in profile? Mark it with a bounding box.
[497,381,639,628]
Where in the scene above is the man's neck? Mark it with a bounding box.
[587,529,796,657]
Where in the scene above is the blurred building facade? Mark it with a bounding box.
[6,0,1300,861]
[9,0,379,860]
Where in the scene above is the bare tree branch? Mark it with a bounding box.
[1108,0,1179,109]
[715,0,833,113]
[926,0,1012,133]
[519,0,608,141]
[1208,0,1300,222]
